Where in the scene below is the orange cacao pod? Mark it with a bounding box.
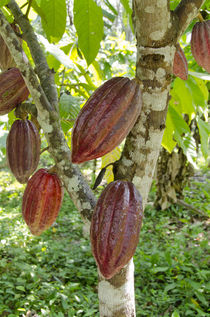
[191,20,210,73]
[71,77,142,164]
[90,180,143,279]
[22,168,64,236]
[6,119,41,183]
[0,68,29,115]
[173,44,188,80]
[0,23,22,71]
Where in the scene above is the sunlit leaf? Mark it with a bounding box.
[197,118,210,159]
[40,0,66,43]
[74,0,104,65]
[101,147,121,183]
[37,35,74,68]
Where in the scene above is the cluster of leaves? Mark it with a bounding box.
[0,170,209,316]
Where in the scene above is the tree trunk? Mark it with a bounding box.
[155,147,194,210]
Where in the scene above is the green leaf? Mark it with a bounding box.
[162,112,177,153]
[120,0,132,15]
[171,311,180,317]
[189,71,210,81]
[171,78,195,119]
[104,0,118,15]
[197,118,210,159]
[73,0,104,65]
[59,93,80,119]
[186,76,206,109]
[40,0,66,43]
[16,286,25,291]
[0,0,10,7]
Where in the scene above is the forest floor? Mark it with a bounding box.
[0,166,209,317]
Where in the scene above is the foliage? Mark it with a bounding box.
[0,170,209,316]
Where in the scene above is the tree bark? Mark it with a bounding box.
[0,0,206,316]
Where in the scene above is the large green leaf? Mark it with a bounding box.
[162,113,177,153]
[186,76,207,109]
[73,0,104,66]
[197,118,210,159]
[0,0,10,7]
[171,78,195,120]
[40,0,66,43]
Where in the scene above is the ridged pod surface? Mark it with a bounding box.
[90,180,143,279]
[173,44,188,80]
[191,20,210,73]
[71,77,142,163]
[22,169,64,236]
[6,119,41,183]
[0,24,21,71]
[0,68,29,115]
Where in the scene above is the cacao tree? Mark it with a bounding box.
[0,0,209,316]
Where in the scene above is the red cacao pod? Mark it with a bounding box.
[0,23,21,71]
[173,44,188,80]
[71,77,142,164]
[22,168,64,236]
[90,180,143,279]
[191,20,210,73]
[6,119,41,183]
[0,68,29,115]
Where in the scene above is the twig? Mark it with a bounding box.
[40,146,49,155]
[176,199,208,218]
[25,0,33,18]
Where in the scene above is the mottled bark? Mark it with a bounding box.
[155,147,194,210]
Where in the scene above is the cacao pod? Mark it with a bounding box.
[191,20,210,73]
[0,23,22,71]
[22,168,64,236]
[173,44,188,80]
[6,119,41,183]
[90,180,143,279]
[71,77,142,164]
[0,68,29,115]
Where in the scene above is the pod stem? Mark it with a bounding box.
[197,13,204,22]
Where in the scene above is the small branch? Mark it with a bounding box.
[7,0,58,110]
[40,146,49,155]
[25,0,33,18]
[15,101,37,119]
[176,199,208,218]
[197,12,205,22]
[173,0,206,40]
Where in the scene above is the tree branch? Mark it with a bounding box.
[7,0,58,110]
[173,0,206,40]
[0,9,96,224]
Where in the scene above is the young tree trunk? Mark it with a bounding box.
[0,0,205,316]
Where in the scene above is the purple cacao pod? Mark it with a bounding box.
[90,180,143,279]
[71,77,142,164]
[0,23,21,71]
[6,119,41,183]
[191,20,210,73]
[22,168,64,236]
[173,44,188,80]
[0,68,29,115]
